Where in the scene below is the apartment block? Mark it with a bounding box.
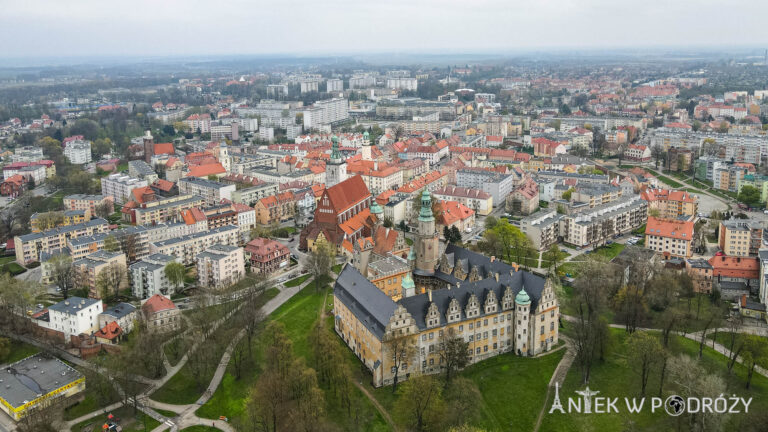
[63,194,114,216]
[560,196,647,248]
[131,194,204,226]
[230,183,279,206]
[149,225,240,265]
[519,210,564,251]
[130,253,179,299]
[196,244,245,289]
[177,177,235,206]
[72,250,127,299]
[101,174,148,203]
[719,220,764,257]
[15,218,110,264]
[645,217,694,258]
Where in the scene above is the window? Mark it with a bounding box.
[429,358,434,366]
[476,347,481,354]
[458,325,464,332]
[483,345,488,352]
[429,332,434,340]
[469,323,473,330]
[484,319,488,326]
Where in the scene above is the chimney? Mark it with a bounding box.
[490,256,495,262]
[428,290,432,302]
[495,273,499,282]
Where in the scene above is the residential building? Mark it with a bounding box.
[436,201,475,235]
[230,183,279,206]
[667,148,693,172]
[303,98,349,129]
[365,255,412,301]
[63,194,113,216]
[334,244,559,388]
[506,178,539,215]
[128,160,158,184]
[0,175,26,197]
[98,303,138,334]
[245,237,290,274]
[45,297,103,339]
[130,253,179,299]
[149,225,240,265]
[254,191,296,225]
[432,186,493,216]
[456,168,522,207]
[130,195,204,226]
[196,244,245,289]
[520,210,564,251]
[177,177,235,206]
[719,220,764,256]
[640,188,698,220]
[71,250,127,299]
[141,294,181,333]
[708,255,760,300]
[30,209,90,233]
[11,146,44,163]
[561,196,648,247]
[14,218,110,264]
[326,78,344,92]
[101,174,148,203]
[644,217,694,258]
[624,144,651,162]
[686,258,714,294]
[63,140,92,165]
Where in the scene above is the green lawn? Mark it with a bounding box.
[591,242,625,260]
[332,263,343,274]
[539,328,768,431]
[153,408,180,418]
[163,337,190,367]
[284,274,311,287]
[196,284,390,431]
[0,340,39,364]
[70,405,160,432]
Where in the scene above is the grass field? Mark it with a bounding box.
[539,327,768,431]
[0,340,39,364]
[332,263,343,274]
[284,274,311,287]
[196,284,390,431]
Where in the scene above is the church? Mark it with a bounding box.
[333,189,560,387]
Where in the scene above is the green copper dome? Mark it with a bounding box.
[401,274,415,290]
[515,288,531,305]
[331,135,339,144]
[363,131,370,138]
[418,190,434,222]
[370,199,383,215]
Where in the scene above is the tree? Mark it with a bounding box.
[483,216,498,230]
[437,328,470,387]
[95,262,126,301]
[0,337,9,362]
[305,240,334,292]
[543,243,566,272]
[49,254,75,299]
[741,335,767,389]
[668,354,727,432]
[103,235,120,252]
[561,188,574,201]
[443,225,462,244]
[34,211,65,231]
[94,201,113,219]
[383,331,417,394]
[626,331,663,395]
[383,216,394,228]
[164,261,186,295]
[651,144,665,169]
[394,375,443,432]
[738,185,762,208]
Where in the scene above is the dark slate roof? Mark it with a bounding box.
[334,264,397,338]
[401,253,545,330]
[102,302,136,320]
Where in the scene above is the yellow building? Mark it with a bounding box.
[719,220,763,257]
[333,244,559,388]
[0,354,85,421]
[30,209,91,233]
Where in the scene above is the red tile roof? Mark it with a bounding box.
[708,256,760,280]
[186,162,225,178]
[95,321,123,341]
[326,175,370,213]
[645,217,694,241]
[142,294,177,315]
[152,178,176,192]
[154,143,175,155]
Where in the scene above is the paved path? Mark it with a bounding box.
[533,338,574,432]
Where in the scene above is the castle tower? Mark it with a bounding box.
[352,238,373,277]
[514,287,531,356]
[326,135,347,187]
[370,196,383,231]
[362,131,372,161]
[143,130,154,164]
[414,190,439,276]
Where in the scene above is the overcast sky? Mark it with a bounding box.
[2,0,767,58]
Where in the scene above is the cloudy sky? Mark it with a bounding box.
[2,0,767,58]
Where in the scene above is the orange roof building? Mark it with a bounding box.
[186,162,226,178]
[645,217,694,258]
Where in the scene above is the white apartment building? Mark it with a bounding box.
[63,140,92,165]
[561,196,648,247]
[150,225,240,265]
[130,253,179,299]
[230,183,279,206]
[12,146,44,162]
[177,177,235,206]
[349,75,376,89]
[520,210,565,251]
[432,186,494,216]
[196,244,245,289]
[44,297,103,339]
[258,127,275,142]
[326,78,344,92]
[456,168,522,207]
[303,98,349,129]
[101,173,148,203]
[16,165,46,185]
[361,168,404,196]
[386,77,418,91]
[300,80,320,93]
[15,218,110,264]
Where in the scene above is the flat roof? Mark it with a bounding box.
[0,354,83,409]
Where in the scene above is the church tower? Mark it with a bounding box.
[370,196,383,231]
[414,190,439,276]
[326,135,347,187]
[362,131,372,161]
[219,142,231,173]
[514,288,531,356]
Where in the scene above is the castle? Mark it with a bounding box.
[333,189,560,387]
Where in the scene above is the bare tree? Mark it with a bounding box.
[94,201,114,219]
[383,331,417,393]
[305,240,334,292]
[95,262,127,301]
[437,328,470,387]
[49,254,76,299]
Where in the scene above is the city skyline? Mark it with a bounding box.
[3,0,768,58]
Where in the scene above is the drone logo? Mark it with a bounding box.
[665,395,685,416]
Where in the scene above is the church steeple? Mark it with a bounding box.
[326,134,347,187]
[330,135,342,163]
